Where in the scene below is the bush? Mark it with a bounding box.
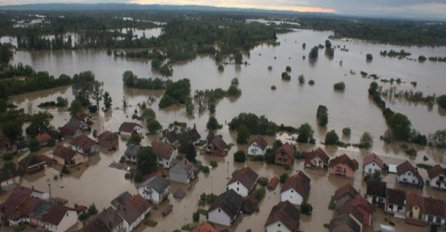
[210,160,218,168]
[316,105,328,127]
[298,75,305,84]
[271,85,277,90]
[258,177,268,187]
[366,53,373,61]
[301,203,313,215]
[309,80,315,85]
[437,95,446,109]
[281,72,291,81]
[236,125,250,144]
[342,127,351,136]
[280,173,289,183]
[207,116,222,130]
[200,165,210,174]
[333,82,345,91]
[254,187,266,201]
[145,219,158,227]
[234,150,246,163]
[286,66,292,72]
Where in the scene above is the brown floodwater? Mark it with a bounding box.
[4,29,446,231]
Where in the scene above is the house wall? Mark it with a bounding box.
[159,150,178,168]
[45,210,77,232]
[364,162,382,175]
[308,157,325,168]
[248,142,266,156]
[329,164,354,178]
[227,181,249,197]
[0,176,19,187]
[407,206,422,220]
[265,221,293,232]
[127,207,150,232]
[423,214,445,225]
[208,208,232,226]
[397,171,420,185]
[429,175,446,190]
[138,186,170,204]
[386,204,406,219]
[281,189,303,205]
[73,154,88,166]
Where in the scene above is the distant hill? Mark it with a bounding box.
[0,3,333,17]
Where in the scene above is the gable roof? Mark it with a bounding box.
[0,186,34,216]
[119,122,142,133]
[151,141,174,160]
[281,171,311,201]
[334,184,359,201]
[208,189,243,219]
[397,161,423,181]
[329,214,361,232]
[427,164,446,179]
[35,133,51,144]
[386,188,406,205]
[140,176,170,193]
[228,167,259,191]
[366,181,386,198]
[70,134,96,151]
[249,136,268,150]
[111,191,132,208]
[337,195,374,217]
[264,201,300,231]
[42,204,71,225]
[210,136,226,151]
[329,154,358,170]
[192,223,218,232]
[275,143,295,159]
[60,123,77,137]
[188,127,201,142]
[363,153,385,169]
[128,194,151,215]
[406,192,425,214]
[97,131,118,144]
[424,197,445,217]
[53,145,77,162]
[303,148,329,163]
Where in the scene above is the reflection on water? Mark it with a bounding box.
[6,29,446,231]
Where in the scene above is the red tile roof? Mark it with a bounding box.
[119,122,142,133]
[281,171,311,201]
[363,153,385,169]
[192,223,218,232]
[406,192,425,215]
[151,141,174,159]
[424,197,445,218]
[303,148,329,163]
[427,164,446,179]
[53,145,77,162]
[396,161,423,181]
[71,134,96,152]
[249,136,268,150]
[228,167,259,192]
[267,177,279,190]
[42,205,71,225]
[386,188,406,206]
[265,201,300,231]
[334,184,359,201]
[128,194,151,214]
[97,130,118,148]
[329,154,358,170]
[35,133,51,144]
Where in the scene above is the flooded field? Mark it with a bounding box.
[4,29,446,231]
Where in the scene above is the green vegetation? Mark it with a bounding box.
[380,49,411,59]
[206,116,222,130]
[301,203,313,215]
[333,82,345,91]
[122,70,169,90]
[359,132,373,149]
[428,130,446,148]
[159,79,191,108]
[298,75,305,84]
[144,219,158,227]
[296,123,314,144]
[78,204,98,221]
[198,193,218,206]
[254,187,266,201]
[281,72,291,81]
[309,46,319,60]
[279,173,289,184]
[236,125,250,144]
[437,95,446,109]
[134,147,158,182]
[316,105,328,127]
[325,130,339,145]
[366,53,373,61]
[342,127,351,137]
[234,150,246,163]
[229,113,279,136]
[286,66,292,72]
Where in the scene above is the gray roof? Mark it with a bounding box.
[140,176,170,193]
[29,200,53,220]
[111,191,132,208]
[124,144,141,158]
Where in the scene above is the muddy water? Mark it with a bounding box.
[5,29,446,231]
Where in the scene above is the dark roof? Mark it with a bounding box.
[141,176,170,193]
[192,223,218,232]
[97,131,118,146]
[19,155,45,168]
[124,144,141,158]
[210,136,227,151]
[53,145,76,161]
[267,177,279,190]
[397,161,423,181]
[264,201,300,231]
[334,184,359,201]
[427,164,446,179]
[0,186,34,216]
[281,171,311,201]
[337,195,374,217]
[363,153,385,168]
[329,154,358,170]
[119,122,142,133]
[82,217,112,232]
[173,189,186,199]
[60,123,77,137]
[42,204,71,225]
[303,148,329,163]
[152,141,174,159]
[366,181,386,198]
[386,188,406,205]
[111,191,132,208]
[329,214,361,232]
[249,136,268,150]
[228,167,259,191]
[0,168,19,182]
[208,189,243,219]
[424,197,445,217]
[188,127,201,142]
[117,194,151,225]
[70,134,96,151]
[164,130,180,144]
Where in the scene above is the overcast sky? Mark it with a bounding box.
[1,0,445,20]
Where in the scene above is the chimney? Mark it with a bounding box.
[48,183,52,199]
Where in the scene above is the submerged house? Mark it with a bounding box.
[152,141,177,168]
[207,189,243,226]
[247,136,268,157]
[280,171,311,205]
[363,153,387,175]
[138,176,170,204]
[396,161,423,188]
[169,159,198,184]
[274,143,295,167]
[97,130,119,150]
[303,148,329,169]
[264,201,300,232]
[70,134,99,156]
[328,154,358,178]
[206,136,227,156]
[427,164,446,190]
[226,167,259,197]
[385,188,406,219]
[119,122,143,137]
[52,145,88,167]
